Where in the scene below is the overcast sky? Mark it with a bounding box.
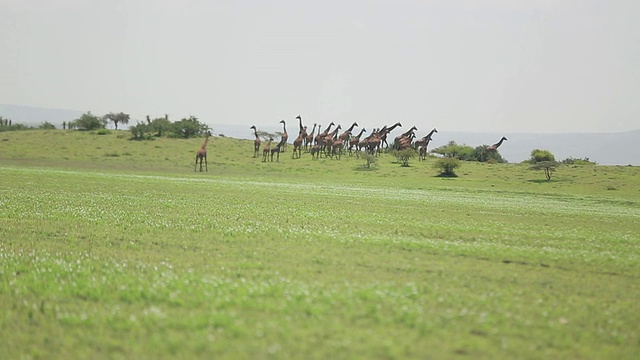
[1,0,639,134]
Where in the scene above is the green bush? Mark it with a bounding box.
[529,149,555,163]
[434,157,461,177]
[72,112,107,131]
[392,148,418,167]
[561,157,596,165]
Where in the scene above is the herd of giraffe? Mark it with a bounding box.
[195,115,507,170]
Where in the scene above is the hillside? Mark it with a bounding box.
[2,104,638,165]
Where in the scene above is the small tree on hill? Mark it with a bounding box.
[529,149,555,163]
[471,145,507,163]
[530,161,557,181]
[528,149,559,180]
[73,112,106,130]
[393,148,417,167]
[172,115,207,139]
[434,157,461,177]
[129,122,149,140]
[362,153,377,169]
[149,115,172,137]
[431,141,475,161]
[103,112,130,130]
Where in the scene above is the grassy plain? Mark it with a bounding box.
[1,130,639,359]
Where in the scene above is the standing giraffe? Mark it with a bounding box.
[279,120,288,153]
[348,128,367,156]
[381,122,402,149]
[250,125,261,158]
[487,136,508,151]
[271,138,285,162]
[262,138,273,162]
[304,123,317,151]
[194,133,210,172]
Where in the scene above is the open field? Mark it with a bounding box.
[1,130,640,358]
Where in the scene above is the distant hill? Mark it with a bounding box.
[2,104,638,165]
[0,104,84,126]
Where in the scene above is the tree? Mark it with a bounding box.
[529,149,555,163]
[392,148,417,167]
[129,122,149,140]
[362,153,377,169]
[148,115,172,137]
[38,122,56,129]
[431,141,475,161]
[528,149,559,180]
[529,161,557,181]
[434,157,461,177]
[73,112,106,130]
[471,145,507,163]
[103,112,130,130]
[256,130,277,141]
[172,115,208,139]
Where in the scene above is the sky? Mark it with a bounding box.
[1,0,639,134]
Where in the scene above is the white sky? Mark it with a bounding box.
[1,0,639,133]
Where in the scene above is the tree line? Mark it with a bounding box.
[0,112,210,139]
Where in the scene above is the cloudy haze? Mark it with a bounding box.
[1,0,639,134]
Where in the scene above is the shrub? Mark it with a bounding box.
[561,157,596,165]
[392,148,417,167]
[434,157,461,177]
[73,112,107,131]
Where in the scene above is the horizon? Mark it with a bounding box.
[2,103,640,137]
[1,1,639,134]
[2,103,639,166]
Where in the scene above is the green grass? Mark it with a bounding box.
[1,130,639,359]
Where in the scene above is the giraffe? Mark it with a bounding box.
[413,128,438,150]
[393,126,418,150]
[279,120,288,152]
[329,135,344,159]
[314,122,334,145]
[250,125,261,158]
[310,144,321,160]
[262,138,273,162]
[295,115,307,139]
[305,123,317,151]
[194,134,210,172]
[381,122,402,149]
[349,128,367,156]
[415,128,438,160]
[487,136,508,151]
[271,138,285,162]
[321,124,341,157]
[418,135,434,160]
[339,122,359,147]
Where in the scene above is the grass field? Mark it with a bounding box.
[1,130,639,359]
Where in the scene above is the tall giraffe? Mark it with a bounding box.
[315,122,334,145]
[250,125,261,158]
[487,136,508,151]
[279,120,288,153]
[381,122,402,149]
[194,134,210,172]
